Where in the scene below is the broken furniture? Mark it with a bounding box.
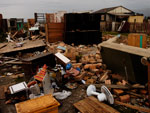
[0,39,46,54]
[22,52,56,81]
[15,94,60,113]
[74,96,119,113]
[87,85,114,104]
[100,35,149,84]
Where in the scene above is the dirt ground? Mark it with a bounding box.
[0,76,138,113]
[58,85,87,113]
[0,75,86,113]
[0,76,17,113]
[0,74,86,113]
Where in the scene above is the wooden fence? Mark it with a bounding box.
[129,22,150,34]
[100,21,150,34]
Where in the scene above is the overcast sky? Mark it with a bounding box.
[0,0,150,20]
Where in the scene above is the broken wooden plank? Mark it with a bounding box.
[4,59,19,64]
[5,61,24,65]
[85,84,145,89]
[0,39,46,54]
[126,91,145,98]
[115,100,150,113]
[0,44,7,50]
[74,96,119,113]
[0,86,5,99]
[12,31,18,39]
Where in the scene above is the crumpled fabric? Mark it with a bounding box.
[53,90,72,100]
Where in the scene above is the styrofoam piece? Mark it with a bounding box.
[55,52,70,64]
[9,81,28,94]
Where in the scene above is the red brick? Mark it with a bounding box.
[119,95,130,103]
[140,89,147,95]
[113,89,124,96]
[105,79,111,85]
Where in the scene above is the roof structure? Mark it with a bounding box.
[93,6,135,14]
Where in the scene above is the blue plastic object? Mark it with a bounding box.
[66,63,72,70]
[140,35,143,48]
[76,67,80,72]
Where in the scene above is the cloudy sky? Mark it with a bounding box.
[0,0,150,20]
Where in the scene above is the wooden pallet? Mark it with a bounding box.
[74,96,119,113]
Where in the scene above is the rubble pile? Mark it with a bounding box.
[1,10,150,113]
[0,31,150,113]
[0,38,149,103]
[102,34,115,41]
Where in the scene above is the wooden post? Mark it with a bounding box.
[148,63,150,106]
[45,24,49,42]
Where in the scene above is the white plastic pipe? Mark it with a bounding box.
[97,93,107,102]
[87,85,100,96]
[91,91,100,96]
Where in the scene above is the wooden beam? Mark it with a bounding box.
[126,91,145,98]
[45,24,49,42]
[115,101,150,113]
[85,84,145,89]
